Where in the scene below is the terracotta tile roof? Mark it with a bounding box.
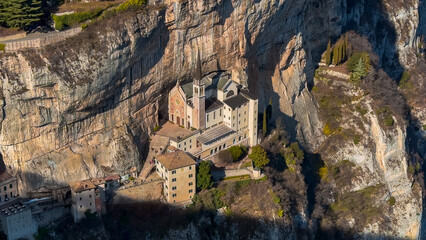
[69,179,96,193]
[104,174,120,181]
[155,150,196,171]
[91,178,106,185]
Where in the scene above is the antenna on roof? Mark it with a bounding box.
[195,49,202,81]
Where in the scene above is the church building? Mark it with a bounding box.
[167,54,258,159]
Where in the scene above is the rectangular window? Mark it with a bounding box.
[172,170,176,174]
[172,194,177,197]
[172,178,176,182]
[207,114,209,122]
[178,144,181,148]
[172,186,177,190]
[80,197,82,201]
[213,111,216,119]
[189,189,193,193]
[9,184,12,189]
[189,182,193,186]
[189,174,193,178]
[80,205,82,208]
[3,186,6,191]
[189,166,192,170]
[220,109,222,116]
[184,142,186,146]
[89,195,91,198]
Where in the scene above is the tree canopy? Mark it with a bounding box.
[197,161,213,190]
[0,0,43,29]
[249,145,270,169]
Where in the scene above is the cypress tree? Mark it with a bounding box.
[333,46,338,65]
[267,98,272,121]
[325,40,331,66]
[342,38,346,61]
[262,108,267,137]
[0,0,43,29]
[337,42,341,65]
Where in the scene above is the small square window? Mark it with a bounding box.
[189,182,193,186]
[189,189,193,193]
[172,178,176,182]
[172,186,177,190]
[172,170,176,174]
[189,174,193,178]
[189,166,192,170]
[80,205,82,208]
[172,194,177,197]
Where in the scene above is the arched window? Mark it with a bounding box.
[226,90,234,98]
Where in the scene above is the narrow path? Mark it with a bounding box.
[138,134,169,181]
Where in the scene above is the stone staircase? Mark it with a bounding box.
[138,135,169,181]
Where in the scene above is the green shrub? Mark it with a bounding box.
[347,52,370,72]
[399,71,411,88]
[408,165,415,175]
[116,0,146,11]
[319,167,328,179]
[277,209,284,218]
[356,105,368,116]
[0,43,5,52]
[323,124,332,136]
[249,145,269,169]
[353,135,361,144]
[53,8,103,31]
[228,145,244,162]
[129,176,135,181]
[271,192,281,204]
[99,0,147,19]
[153,125,160,132]
[423,125,426,131]
[81,23,88,30]
[387,196,396,206]
[385,115,394,126]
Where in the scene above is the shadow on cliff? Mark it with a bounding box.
[344,0,405,79]
[242,0,414,235]
[47,199,413,240]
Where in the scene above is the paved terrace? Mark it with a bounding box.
[156,122,199,142]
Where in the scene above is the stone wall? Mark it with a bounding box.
[2,28,81,52]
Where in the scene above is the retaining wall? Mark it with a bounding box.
[1,28,81,52]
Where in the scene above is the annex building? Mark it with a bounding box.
[164,55,258,159]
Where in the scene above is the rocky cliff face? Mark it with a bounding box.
[0,0,424,238]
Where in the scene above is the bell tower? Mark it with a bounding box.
[193,51,206,130]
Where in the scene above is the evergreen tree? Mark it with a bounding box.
[325,40,331,66]
[249,145,270,169]
[267,98,272,121]
[342,38,346,61]
[332,46,339,65]
[262,108,267,137]
[337,42,342,64]
[0,0,43,29]
[196,161,213,190]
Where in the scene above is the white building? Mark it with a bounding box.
[0,200,37,240]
